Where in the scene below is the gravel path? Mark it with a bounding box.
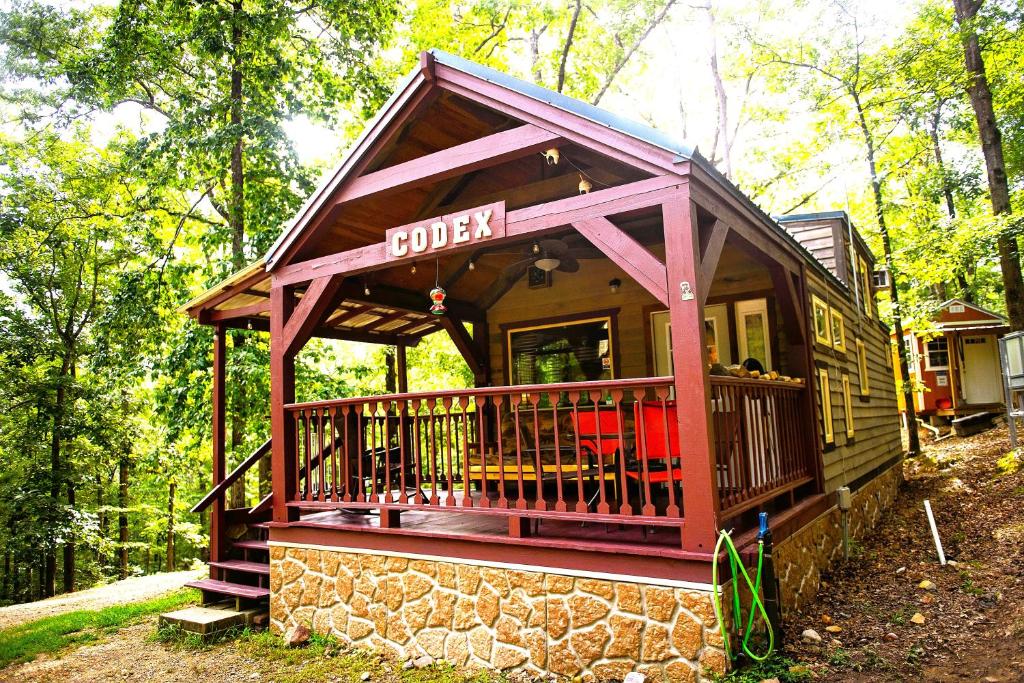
[0,569,204,630]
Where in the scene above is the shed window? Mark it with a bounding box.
[830,309,846,353]
[856,339,870,396]
[842,374,855,438]
[924,337,949,371]
[818,367,834,444]
[812,296,832,347]
[508,316,613,386]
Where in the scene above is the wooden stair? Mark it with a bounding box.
[188,518,271,610]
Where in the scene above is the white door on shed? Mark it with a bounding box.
[961,335,1002,404]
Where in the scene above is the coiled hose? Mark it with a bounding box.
[710,526,775,662]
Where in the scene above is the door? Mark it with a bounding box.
[962,335,1002,404]
[735,298,772,371]
[651,305,730,375]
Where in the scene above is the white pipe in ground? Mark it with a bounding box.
[923,499,946,565]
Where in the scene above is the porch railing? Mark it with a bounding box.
[283,375,813,530]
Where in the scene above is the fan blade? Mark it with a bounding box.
[502,257,535,275]
[538,239,569,257]
[566,247,604,259]
[556,256,580,273]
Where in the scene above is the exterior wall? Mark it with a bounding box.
[807,267,903,492]
[269,544,727,682]
[780,217,845,283]
[487,251,661,382]
[773,460,902,615]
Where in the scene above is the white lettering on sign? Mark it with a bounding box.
[386,201,506,261]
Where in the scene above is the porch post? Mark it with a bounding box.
[270,283,300,523]
[396,342,409,394]
[210,324,227,575]
[662,189,720,553]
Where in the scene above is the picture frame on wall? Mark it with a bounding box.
[527,266,552,289]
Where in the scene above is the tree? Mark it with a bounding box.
[951,0,1024,329]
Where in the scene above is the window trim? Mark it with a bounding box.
[856,338,870,396]
[842,373,855,438]
[924,336,950,371]
[830,308,847,353]
[812,295,832,347]
[504,312,617,386]
[818,366,834,444]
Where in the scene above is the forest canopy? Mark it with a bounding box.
[0,0,1022,601]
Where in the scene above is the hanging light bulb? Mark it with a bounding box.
[247,319,253,330]
[578,174,593,195]
[542,147,560,165]
[363,281,371,296]
[468,260,475,271]
[532,243,541,255]
[411,263,417,275]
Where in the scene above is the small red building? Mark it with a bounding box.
[899,299,1008,421]
[181,51,904,680]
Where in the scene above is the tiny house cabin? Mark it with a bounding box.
[899,299,1009,422]
[180,51,904,681]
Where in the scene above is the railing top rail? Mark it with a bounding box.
[285,375,676,411]
[191,437,272,514]
[709,375,807,392]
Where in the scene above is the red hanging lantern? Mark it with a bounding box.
[429,285,447,315]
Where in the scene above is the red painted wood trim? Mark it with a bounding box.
[332,126,557,208]
[250,492,273,518]
[225,315,421,347]
[439,316,485,379]
[396,343,409,394]
[272,176,683,288]
[191,438,272,513]
[699,219,729,304]
[662,191,720,553]
[270,286,299,523]
[210,325,226,573]
[283,275,345,357]
[206,300,271,322]
[571,216,668,306]
[192,269,271,319]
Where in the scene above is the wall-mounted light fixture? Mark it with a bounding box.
[609,278,621,294]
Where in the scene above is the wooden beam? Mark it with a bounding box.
[192,438,272,513]
[662,192,719,553]
[396,343,408,394]
[269,287,298,523]
[440,316,486,380]
[206,300,271,322]
[769,264,807,345]
[699,219,729,305]
[571,216,669,306]
[283,274,344,357]
[224,316,417,347]
[210,324,226,573]
[273,175,683,288]
[189,269,270,318]
[333,124,558,206]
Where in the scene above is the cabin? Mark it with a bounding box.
[898,299,1009,423]
[180,51,904,680]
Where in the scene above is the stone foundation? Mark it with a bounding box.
[773,461,902,616]
[270,546,727,681]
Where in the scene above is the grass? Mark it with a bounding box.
[235,630,505,683]
[707,652,813,683]
[0,588,198,669]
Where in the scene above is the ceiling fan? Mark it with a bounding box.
[490,238,601,275]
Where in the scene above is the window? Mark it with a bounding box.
[858,255,873,319]
[856,339,870,396]
[842,374,855,438]
[830,309,847,353]
[812,295,832,347]
[818,367,834,444]
[735,298,772,370]
[872,268,890,289]
[924,337,949,371]
[508,316,613,386]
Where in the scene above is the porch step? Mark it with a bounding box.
[159,605,266,639]
[232,539,269,551]
[210,559,270,576]
[186,578,270,600]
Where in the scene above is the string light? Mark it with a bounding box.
[363,280,371,296]
[542,147,560,165]
[411,263,417,275]
[468,260,475,271]
[578,174,592,195]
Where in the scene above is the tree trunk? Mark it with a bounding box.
[2,551,10,601]
[165,481,176,572]
[96,473,107,568]
[63,482,75,593]
[930,108,974,303]
[556,0,583,93]
[701,2,731,177]
[952,0,1024,328]
[853,94,921,454]
[384,348,397,394]
[118,457,129,580]
[46,360,69,597]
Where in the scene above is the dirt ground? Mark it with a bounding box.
[0,569,204,630]
[783,426,1024,682]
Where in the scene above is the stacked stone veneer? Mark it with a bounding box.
[773,462,902,616]
[270,546,728,681]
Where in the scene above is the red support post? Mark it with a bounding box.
[662,190,720,552]
[270,284,300,522]
[210,324,226,576]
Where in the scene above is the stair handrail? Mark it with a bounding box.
[191,437,272,513]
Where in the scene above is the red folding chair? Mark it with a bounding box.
[571,405,624,513]
[631,400,683,485]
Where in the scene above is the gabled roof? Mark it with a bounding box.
[261,49,852,296]
[934,298,1008,329]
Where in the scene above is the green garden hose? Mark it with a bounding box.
[710,526,775,662]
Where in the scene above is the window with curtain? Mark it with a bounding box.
[508,317,613,386]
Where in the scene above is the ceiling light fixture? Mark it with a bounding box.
[535,257,560,272]
[609,278,621,294]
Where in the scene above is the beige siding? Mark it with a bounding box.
[486,255,660,382]
[807,269,902,491]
